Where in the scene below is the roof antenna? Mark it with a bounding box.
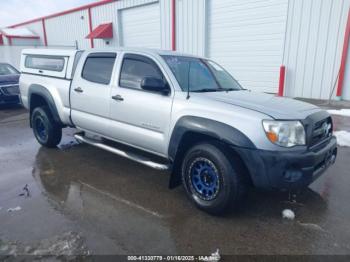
[75,40,79,50]
[186,85,190,99]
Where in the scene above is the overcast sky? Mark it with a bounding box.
[0,0,99,27]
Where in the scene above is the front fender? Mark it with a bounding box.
[167,116,258,188]
[168,116,256,162]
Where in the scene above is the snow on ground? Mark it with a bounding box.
[282,209,295,220]
[334,131,350,147]
[7,207,21,212]
[327,109,350,117]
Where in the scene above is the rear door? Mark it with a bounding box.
[70,52,117,136]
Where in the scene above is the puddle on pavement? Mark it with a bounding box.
[31,144,340,254]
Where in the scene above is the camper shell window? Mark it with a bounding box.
[25,55,65,72]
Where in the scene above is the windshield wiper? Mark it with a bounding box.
[192,88,224,93]
[224,88,241,92]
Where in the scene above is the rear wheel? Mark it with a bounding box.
[31,106,62,148]
[181,142,246,214]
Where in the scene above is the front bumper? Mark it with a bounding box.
[235,136,337,190]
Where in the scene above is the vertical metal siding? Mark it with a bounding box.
[207,0,288,93]
[284,0,350,99]
[0,46,33,68]
[91,2,118,48]
[160,0,172,50]
[176,0,206,56]
[45,10,90,49]
[10,38,39,46]
[115,0,157,9]
[15,21,45,46]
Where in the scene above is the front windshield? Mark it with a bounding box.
[162,55,242,92]
[0,63,19,76]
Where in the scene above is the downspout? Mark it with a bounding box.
[88,7,94,48]
[336,8,350,100]
[278,0,290,97]
[278,66,286,97]
[171,0,176,51]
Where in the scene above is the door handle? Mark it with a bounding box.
[112,94,124,101]
[74,87,83,93]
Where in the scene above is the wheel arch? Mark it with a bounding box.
[28,84,63,127]
[168,116,256,188]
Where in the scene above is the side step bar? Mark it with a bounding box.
[74,134,170,171]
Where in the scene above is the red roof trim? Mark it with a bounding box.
[5,35,40,39]
[86,23,113,39]
[8,0,116,28]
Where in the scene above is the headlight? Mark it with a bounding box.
[262,120,306,147]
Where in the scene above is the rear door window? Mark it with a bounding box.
[82,53,116,85]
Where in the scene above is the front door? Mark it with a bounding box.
[70,52,117,136]
[108,53,173,156]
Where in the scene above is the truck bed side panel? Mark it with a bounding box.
[20,73,72,125]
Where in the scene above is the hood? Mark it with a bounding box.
[0,74,20,85]
[199,90,321,119]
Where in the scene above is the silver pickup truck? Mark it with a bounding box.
[19,48,337,214]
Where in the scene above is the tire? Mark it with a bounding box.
[31,106,62,148]
[181,142,246,215]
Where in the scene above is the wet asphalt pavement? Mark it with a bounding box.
[0,104,350,257]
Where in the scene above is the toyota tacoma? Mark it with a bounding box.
[19,48,337,214]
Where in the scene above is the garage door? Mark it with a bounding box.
[120,3,161,49]
[207,0,288,93]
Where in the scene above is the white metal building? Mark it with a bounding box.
[1,0,350,100]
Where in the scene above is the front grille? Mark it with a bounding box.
[310,117,332,146]
[0,85,20,96]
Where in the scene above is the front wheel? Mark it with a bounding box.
[181,143,246,215]
[31,106,62,148]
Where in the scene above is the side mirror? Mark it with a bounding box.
[141,77,170,95]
